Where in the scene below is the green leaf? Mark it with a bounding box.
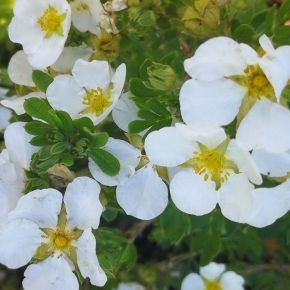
[73,117,95,131]
[25,121,52,136]
[24,98,58,126]
[200,229,221,265]
[50,142,66,155]
[55,111,74,135]
[233,24,255,43]
[30,135,49,147]
[60,153,74,167]
[32,70,53,92]
[88,148,120,176]
[129,78,157,98]
[89,132,109,148]
[95,228,137,277]
[153,203,192,245]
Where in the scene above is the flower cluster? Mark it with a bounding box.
[0,0,290,289]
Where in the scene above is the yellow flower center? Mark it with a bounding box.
[205,281,222,290]
[182,141,237,189]
[37,5,67,38]
[53,233,69,249]
[231,65,274,100]
[82,87,112,115]
[34,209,82,265]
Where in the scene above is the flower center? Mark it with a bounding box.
[34,209,83,264]
[82,87,112,115]
[53,233,69,249]
[205,281,222,290]
[182,141,237,189]
[37,5,67,38]
[231,65,275,100]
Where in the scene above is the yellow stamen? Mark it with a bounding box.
[182,141,237,189]
[231,65,275,100]
[38,5,67,38]
[82,87,112,115]
[205,281,222,290]
[54,233,69,249]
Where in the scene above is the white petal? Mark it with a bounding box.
[0,219,42,269]
[71,0,104,35]
[259,45,290,100]
[4,122,37,170]
[144,126,194,167]
[0,159,24,222]
[226,140,262,185]
[1,92,46,115]
[170,170,218,215]
[112,92,139,132]
[26,2,71,69]
[259,34,275,55]
[220,271,245,290]
[180,79,244,129]
[236,99,290,153]
[46,75,86,116]
[8,50,35,87]
[27,34,70,70]
[23,256,78,290]
[116,282,145,290]
[252,149,290,177]
[181,273,204,290]
[9,188,62,228]
[246,180,290,227]
[64,177,102,230]
[77,229,107,287]
[116,165,168,220]
[184,36,247,80]
[51,45,93,73]
[89,138,141,186]
[200,262,225,280]
[218,173,255,223]
[72,59,112,89]
[0,106,12,130]
[8,16,43,55]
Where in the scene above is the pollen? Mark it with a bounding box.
[182,141,237,189]
[231,65,275,100]
[205,281,222,290]
[54,233,69,249]
[38,5,67,38]
[82,87,112,115]
[191,149,229,186]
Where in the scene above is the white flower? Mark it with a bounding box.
[47,59,126,125]
[0,177,107,289]
[104,0,128,12]
[8,0,71,69]
[115,282,145,290]
[71,0,107,35]
[180,35,290,130]
[51,45,93,73]
[8,50,35,87]
[88,138,168,220]
[116,164,169,220]
[181,262,245,290]
[8,46,93,87]
[112,92,140,133]
[1,92,46,116]
[0,122,37,223]
[236,99,290,153]
[0,89,12,131]
[144,124,290,226]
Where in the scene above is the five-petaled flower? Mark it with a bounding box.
[8,0,71,69]
[0,177,106,290]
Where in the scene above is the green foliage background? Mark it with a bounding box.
[1,0,290,289]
